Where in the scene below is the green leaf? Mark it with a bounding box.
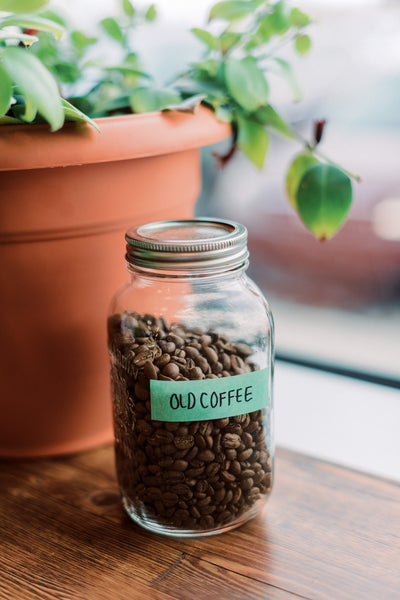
[2,46,63,130]
[61,99,100,131]
[145,4,157,21]
[104,66,150,78]
[192,58,221,78]
[130,87,181,113]
[0,115,23,124]
[209,1,255,22]
[286,152,319,209]
[0,64,12,117]
[70,31,97,51]
[220,31,242,54]
[0,31,38,45]
[0,15,64,40]
[162,93,206,113]
[289,7,311,28]
[192,28,219,50]
[237,114,268,169]
[100,17,124,44]
[253,15,274,44]
[268,0,290,34]
[296,164,353,240]
[176,76,228,106]
[122,0,135,17]
[274,57,301,102]
[225,57,268,112]
[254,104,294,139]
[37,9,66,27]
[295,34,311,55]
[0,0,48,12]
[22,94,37,122]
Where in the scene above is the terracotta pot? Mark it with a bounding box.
[0,106,230,457]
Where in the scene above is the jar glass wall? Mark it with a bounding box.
[107,219,274,537]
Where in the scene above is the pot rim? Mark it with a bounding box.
[0,105,231,171]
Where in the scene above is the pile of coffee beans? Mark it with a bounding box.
[108,311,272,532]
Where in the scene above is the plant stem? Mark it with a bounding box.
[291,129,361,182]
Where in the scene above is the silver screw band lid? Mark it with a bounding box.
[125,218,249,273]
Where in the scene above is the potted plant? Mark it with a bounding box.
[0,0,358,457]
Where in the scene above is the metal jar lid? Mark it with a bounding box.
[125,218,249,273]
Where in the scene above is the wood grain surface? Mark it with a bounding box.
[1,446,399,600]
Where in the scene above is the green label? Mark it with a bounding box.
[150,368,269,422]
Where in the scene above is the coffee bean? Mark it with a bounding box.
[171,484,193,501]
[199,515,215,529]
[194,355,210,373]
[199,334,212,346]
[230,460,241,476]
[166,333,185,348]
[222,433,241,449]
[185,346,200,359]
[188,366,204,380]
[161,362,180,379]
[202,346,218,365]
[174,508,190,521]
[159,340,176,354]
[217,510,233,523]
[109,310,272,534]
[186,466,205,478]
[234,343,253,357]
[174,434,194,450]
[197,449,215,462]
[163,470,185,483]
[155,353,170,368]
[163,492,179,507]
[238,448,253,461]
[206,462,220,477]
[221,470,236,484]
[143,361,158,380]
[240,477,254,491]
[190,506,201,519]
[173,460,188,472]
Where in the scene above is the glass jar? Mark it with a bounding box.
[107,218,274,537]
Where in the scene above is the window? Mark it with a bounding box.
[198,0,400,387]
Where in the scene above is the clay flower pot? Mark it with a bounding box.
[0,106,230,457]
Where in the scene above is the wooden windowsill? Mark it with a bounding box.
[1,445,398,599]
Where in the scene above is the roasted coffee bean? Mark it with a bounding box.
[109,311,272,533]
[155,353,170,368]
[174,434,194,450]
[197,449,215,462]
[241,477,254,491]
[161,362,180,379]
[202,346,218,365]
[173,459,189,472]
[194,355,210,373]
[143,360,158,380]
[206,462,220,477]
[199,334,212,346]
[222,433,241,449]
[188,366,204,380]
[199,515,214,529]
[185,346,200,359]
[171,484,193,501]
[162,492,179,507]
[238,448,253,461]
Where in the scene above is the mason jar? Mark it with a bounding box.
[107,218,274,537]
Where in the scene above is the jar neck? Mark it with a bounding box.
[126,260,249,282]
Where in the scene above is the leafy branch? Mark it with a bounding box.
[0,0,360,240]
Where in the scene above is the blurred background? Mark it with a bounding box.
[55,0,400,384]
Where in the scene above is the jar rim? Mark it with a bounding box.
[125,218,249,274]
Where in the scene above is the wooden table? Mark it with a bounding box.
[1,445,399,600]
